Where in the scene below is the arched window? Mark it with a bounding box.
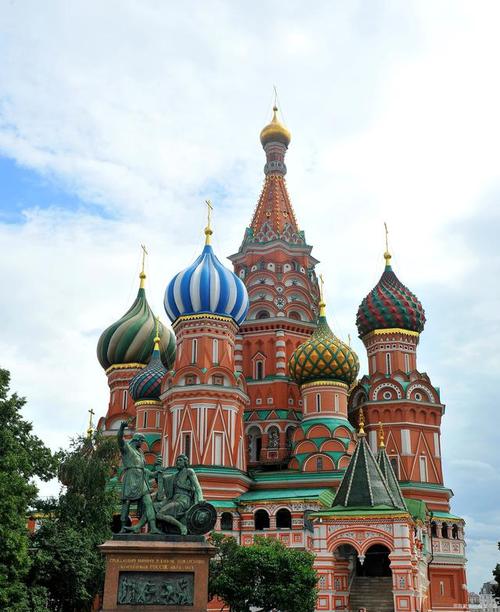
[289,311,301,320]
[248,426,262,462]
[213,339,219,364]
[441,522,449,539]
[286,426,295,452]
[268,426,279,449]
[452,524,459,539]
[431,521,437,537]
[256,360,264,380]
[254,509,270,530]
[276,508,292,529]
[256,310,270,319]
[221,512,233,531]
[191,338,198,363]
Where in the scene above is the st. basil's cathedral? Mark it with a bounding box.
[96,106,469,612]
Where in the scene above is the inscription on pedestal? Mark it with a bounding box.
[117,571,194,606]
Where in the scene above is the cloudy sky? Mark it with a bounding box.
[1,0,499,591]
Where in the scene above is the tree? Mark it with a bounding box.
[493,542,500,603]
[0,368,58,611]
[29,433,119,611]
[209,533,318,612]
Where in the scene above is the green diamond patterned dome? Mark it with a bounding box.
[97,275,176,371]
[356,257,426,338]
[289,311,359,386]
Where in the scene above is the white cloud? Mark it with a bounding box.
[0,0,499,591]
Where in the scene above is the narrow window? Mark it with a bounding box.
[389,456,400,478]
[452,524,459,539]
[371,356,376,372]
[122,390,128,411]
[419,455,428,482]
[439,581,445,596]
[142,410,147,429]
[404,353,410,372]
[401,429,412,455]
[191,339,198,364]
[183,433,191,462]
[316,457,323,471]
[213,339,219,364]
[441,522,449,539]
[213,432,223,465]
[431,521,437,537]
[334,393,339,413]
[155,411,160,429]
[434,432,441,457]
[276,508,292,529]
[256,360,264,380]
[385,353,392,375]
[315,393,321,412]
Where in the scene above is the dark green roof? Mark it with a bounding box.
[405,497,427,522]
[377,447,407,510]
[332,434,404,510]
[238,487,334,506]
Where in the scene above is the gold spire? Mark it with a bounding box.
[383,222,392,267]
[358,407,366,437]
[87,408,95,438]
[318,273,326,317]
[204,199,213,245]
[378,421,385,448]
[260,100,291,147]
[140,244,148,288]
[154,316,161,351]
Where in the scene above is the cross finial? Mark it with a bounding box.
[378,421,385,449]
[140,244,148,288]
[154,315,161,349]
[273,85,278,111]
[358,408,366,437]
[318,273,326,317]
[87,408,95,438]
[205,200,214,245]
[383,222,391,267]
[348,333,351,347]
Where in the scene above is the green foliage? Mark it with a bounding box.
[29,434,119,611]
[0,368,58,611]
[208,533,318,612]
[493,542,500,603]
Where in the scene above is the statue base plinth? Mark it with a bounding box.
[100,536,216,611]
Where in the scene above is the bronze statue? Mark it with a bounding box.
[155,454,204,535]
[117,421,160,534]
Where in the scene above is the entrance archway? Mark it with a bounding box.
[361,544,392,577]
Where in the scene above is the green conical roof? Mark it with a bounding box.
[332,434,402,510]
[377,446,407,511]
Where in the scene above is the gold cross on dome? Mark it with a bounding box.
[319,273,325,302]
[140,244,148,275]
[204,200,214,244]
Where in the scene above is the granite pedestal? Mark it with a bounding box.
[100,534,216,612]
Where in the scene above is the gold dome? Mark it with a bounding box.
[260,106,291,147]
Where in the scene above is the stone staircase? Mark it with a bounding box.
[349,576,394,612]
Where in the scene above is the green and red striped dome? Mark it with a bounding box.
[97,275,176,371]
[129,339,166,402]
[356,260,426,338]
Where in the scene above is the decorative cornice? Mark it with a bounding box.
[135,399,162,407]
[301,380,349,390]
[106,362,146,375]
[173,313,235,327]
[363,328,420,340]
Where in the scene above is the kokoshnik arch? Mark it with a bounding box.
[96,105,469,612]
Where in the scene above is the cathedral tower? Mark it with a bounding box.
[229,106,321,467]
[162,215,251,499]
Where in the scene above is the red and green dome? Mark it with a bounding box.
[129,338,167,402]
[356,257,426,338]
[97,274,176,371]
[289,307,359,386]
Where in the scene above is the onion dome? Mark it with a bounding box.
[356,250,426,338]
[164,217,249,326]
[97,270,176,371]
[129,330,167,402]
[289,300,359,386]
[260,106,291,147]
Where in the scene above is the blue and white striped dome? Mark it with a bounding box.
[164,244,249,325]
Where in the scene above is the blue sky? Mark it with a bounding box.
[0,0,499,592]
